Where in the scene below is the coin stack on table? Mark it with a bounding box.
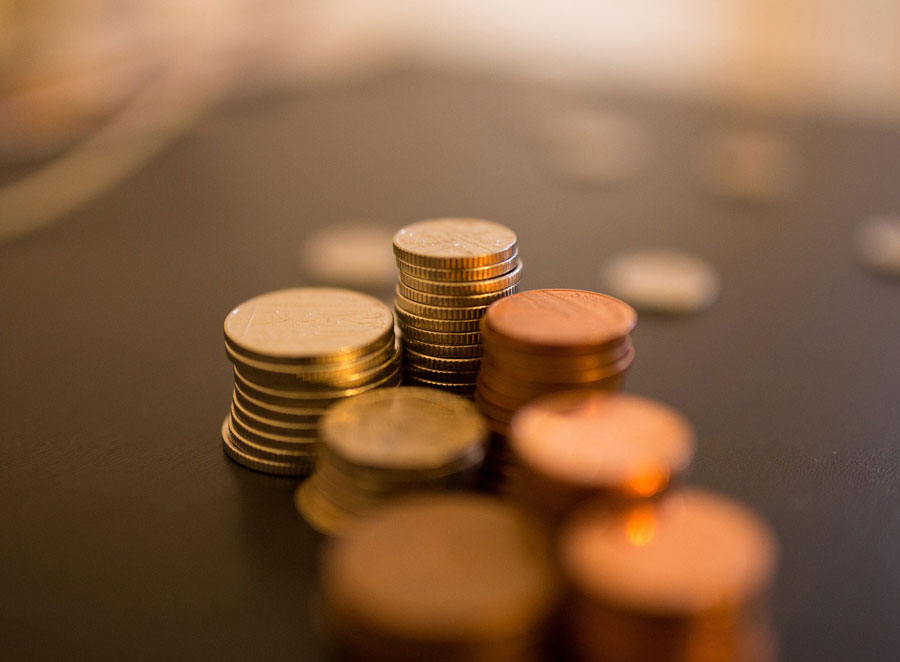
[296,387,488,536]
[392,218,520,397]
[559,490,779,662]
[221,287,401,476]
[508,391,695,525]
[319,494,560,661]
[474,289,637,490]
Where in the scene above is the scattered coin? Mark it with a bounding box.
[600,248,720,314]
[319,494,560,660]
[297,387,488,535]
[856,215,900,277]
[220,287,400,476]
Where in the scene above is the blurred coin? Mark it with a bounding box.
[856,215,900,277]
[403,376,477,397]
[301,222,397,290]
[393,218,517,268]
[403,348,481,372]
[405,364,479,385]
[600,249,720,314]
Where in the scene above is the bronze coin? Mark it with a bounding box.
[483,289,636,352]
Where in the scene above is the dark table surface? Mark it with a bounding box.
[2,69,899,661]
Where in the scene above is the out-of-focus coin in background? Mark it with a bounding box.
[600,248,720,314]
[301,222,397,291]
[856,215,900,277]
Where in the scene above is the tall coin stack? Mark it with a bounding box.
[296,387,488,536]
[559,490,779,662]
[474,289,637,490]
[221,287,401,476]
[392,218,520,397]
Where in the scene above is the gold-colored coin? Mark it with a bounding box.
[396,252,519,282]
[403,347,482,372]
[405,363,479,385]
[320,386,487,470]
[233,388,324,424]
[399,260,523,295]
[229,411,320,446]
[397,322,481,346]
[394,306,482,333]
[403,376,478,396]
[395,291,490,320]
[402,338,482,359]
[231,399,320,435]
[397,282,519,308]
[224,336,395,376]
[221,418,315,476]
[295,477,355,536]
[224,287,394,363]
[392,218,517,269]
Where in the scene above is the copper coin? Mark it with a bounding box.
[320,494,558,645]
[480,344,635,386]
[510,391,695,496]
[559,490,778,615]
[483,289,636,352]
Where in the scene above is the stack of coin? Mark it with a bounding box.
[508,391,695,525]
[296,387,488,535]
[474,289,637,489]
[393,218,520,397]
[559,490,779,662]
[221,287,400,476]
[319,494,560,661]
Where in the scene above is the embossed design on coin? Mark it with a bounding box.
[393,218,517,267]
[224,287,393,360]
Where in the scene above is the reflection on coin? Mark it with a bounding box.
[224,287,393,361]
[393,218,518,268]
[697,127,799,205]
[600,249,720,314]
[539,108,648,187]
[321,387,487,470]
[301,222,397,290]
[856,215,900,277]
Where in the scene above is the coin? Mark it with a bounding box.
[402,348,481,372]
[231,397,321,432]
[396,323,481,346]
[224,335,396,375]
[394,306,482,333]
[403,376,477,397]
[234,363,402,404]
[401,338,482,358]
[394,291,491,320]
[509,392,695,519]
[600,249,720,314]
[319,494,559,653]
[392,218,517,268]
[224,287,394,363]
[396,281,519,308]
[398,259,523,295]
[405,363,480,385]
[483,289,637,352]
[856,215,900,277]
[221,418,315,476]
[395,252,520,282]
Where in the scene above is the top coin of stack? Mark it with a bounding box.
[221,287,401,476]
[296,387,488,536]
[559,490,779,662]
[508,391,695,525]
[393,218,521,397]
[319,494,560,661]
[474,289,637,490]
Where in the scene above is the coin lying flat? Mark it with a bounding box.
[224,287,394,363]
[856,215,900,277]
[395,253,520,282]
[392,218,518,269]
[398,259,523,295]
[600,249,720,314]
[301,222,397,290]
[320,494,559,653]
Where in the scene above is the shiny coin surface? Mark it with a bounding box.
[393,218,517,269]
[401,338,482,358]
[224,287,394,362]
[394,306,482,333]
[320,494,559,645]
[856,215,900,277]
[559,490,778,615]
[403,376,477,397]
[398,260,523,295]
[510,391,695,496]
[601,249,720,314]
[394,291,490,320]
[396,323,481,346]
[405,363,479,385]
[403,348,482,372]
[320,387,487,470]
[397,282,519,308]
[396,252,520,282]
[483,289,636,352]
[221,418,315,476]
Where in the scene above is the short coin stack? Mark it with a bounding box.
[508,391,695,525]
[474,289,637,490]
[296,387,488,535]
[559,490,779,662]
[393,218,520,397]
[319,494,560,661]
[221,287,400,476]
